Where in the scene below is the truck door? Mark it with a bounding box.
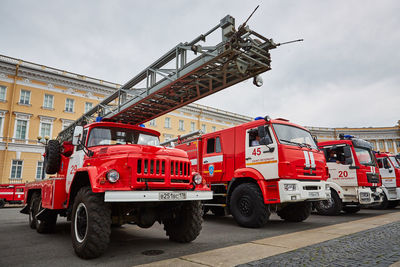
[245,126,278,179]
[66,129,87,191]
[201,136,223,183]
[324,145,357,186]
[377,157,396,188]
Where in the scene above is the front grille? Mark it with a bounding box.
[367,173,379,183]
[136,158,191,185]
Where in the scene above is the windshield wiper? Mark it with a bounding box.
[280,139,304,147]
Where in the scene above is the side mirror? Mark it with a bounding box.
[343,146,353,165]
[312,135,318,144]
[72,126,83,146]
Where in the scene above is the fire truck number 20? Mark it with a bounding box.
[69,165,78,175]
[338,171,348,178]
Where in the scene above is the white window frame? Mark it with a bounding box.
[43,94,54,109]
[65,98,75,112]
[19,89,31,105]
[190,122,195,132]
[0,110,6,142]
[36,161,44,180]
[0,85,6,101]
[149,119,156,126]
[61,119,74,130]
[13,112,31,144]
[212,126,216,132]
[84,102,93,113]
[202,124,206,133]
[165,117,171,128]
[179,120,184,131]
[10,160,23,180]
[38,116,55,141]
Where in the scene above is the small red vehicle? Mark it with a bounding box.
[315,134,383,215]
[0,183,25,208]
[171,116,331,228]
[375,152,400,208]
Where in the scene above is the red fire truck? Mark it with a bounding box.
[315,135,383,215]
[0,183,25,208]
[171,117,331,228]
[374,152,400,208]
[20,15,281,258]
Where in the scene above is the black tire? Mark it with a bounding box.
[210,206,226,216]
[342,206,361,214]
[45,140,61,174]
[277,202,311,222]
[374,194,389,209]
[36,211,57,234]
[202,205,210,216]
[29,192,40,229]
[0,199,5,208]
[387,200,399,209]
[163,201,203,243]
[71,186,111,259]
[230,183,270,228]
[315,190,342,216]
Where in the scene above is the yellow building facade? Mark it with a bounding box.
[0,54,399,184]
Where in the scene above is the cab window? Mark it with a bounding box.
[207,137,221,154]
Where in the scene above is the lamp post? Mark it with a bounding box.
[37,136,50,180]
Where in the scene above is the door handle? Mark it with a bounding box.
[203,160,208,163]
[246,157,251,160]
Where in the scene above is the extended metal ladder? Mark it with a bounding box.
[57,15,278,143]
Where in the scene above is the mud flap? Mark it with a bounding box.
[20,205,29,214]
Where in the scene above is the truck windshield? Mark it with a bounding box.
[389,156,400,168]
[273,124,317,149]
[354,147,375,166]
[87,127,159,147]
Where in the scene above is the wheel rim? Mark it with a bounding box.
[319,197,334,210]
[74,203,88,243]
[238,196,252,217]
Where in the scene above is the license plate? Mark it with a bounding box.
[309,192,319,198]
[159,192,187,200]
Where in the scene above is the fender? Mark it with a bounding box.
[66,166,98,207]
[328,182,345,199]
[228,167,268,203]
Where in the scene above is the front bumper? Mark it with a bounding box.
[104,190,213,202]
[278,180,330,203]
[382,187,400,201]
[358,187,383,204]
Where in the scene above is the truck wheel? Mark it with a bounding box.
[0,199,5,208]
[36,211,58,234]
[387,200,399,209]
[230,183,270,228]
[29,192,40,229]
[315,190,342,216]
[45,140,61,174]
[374,194,388,209]
[210,207,226,216]
[277,202,311,222]
[342,206,361,214]
[71,186,111,259]
[163,201,203,243]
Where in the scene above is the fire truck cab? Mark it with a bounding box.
[375,152,400,208]
[173,116,330,228]
[0,183,25,208]
[315,135,383,215]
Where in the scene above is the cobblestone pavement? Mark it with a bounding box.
[239,221,400,267]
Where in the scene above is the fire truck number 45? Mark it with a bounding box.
[252,148,262,156]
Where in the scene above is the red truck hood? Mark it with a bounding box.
[88,145,188,158]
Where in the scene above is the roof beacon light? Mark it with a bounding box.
[339,134,355,140]
[96,117,103,122]
[254,116,264,121]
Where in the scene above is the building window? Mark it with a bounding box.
[163,134,174,141]
[62,119,73,130]
[387,141,393,149]
[0,85,6,101]
[19,90,31,105]
[201,124,206,133]
[379,141,384,149]
[164,117,171,128]
[397,141,400,148]
[65,98,74,112]
[11,160,23,179]
[179,120,184,131]
[36,162,44,179]
[149,119,156,126]
[84,102,93,113]
[212,126,216,132]
[43,94,54,109]
[40,122,51,139]
[190,122,195,132]
[15,120,27,139]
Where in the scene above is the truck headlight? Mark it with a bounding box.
[106,169,120,183]
[193,173,202,185]
[360,192,370,198]
[284,184,296,191]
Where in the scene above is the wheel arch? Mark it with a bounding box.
[227,177,265,208]
[328,182,345,199]
[67,171,92,211]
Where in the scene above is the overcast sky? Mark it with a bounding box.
[1,0,399,128]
